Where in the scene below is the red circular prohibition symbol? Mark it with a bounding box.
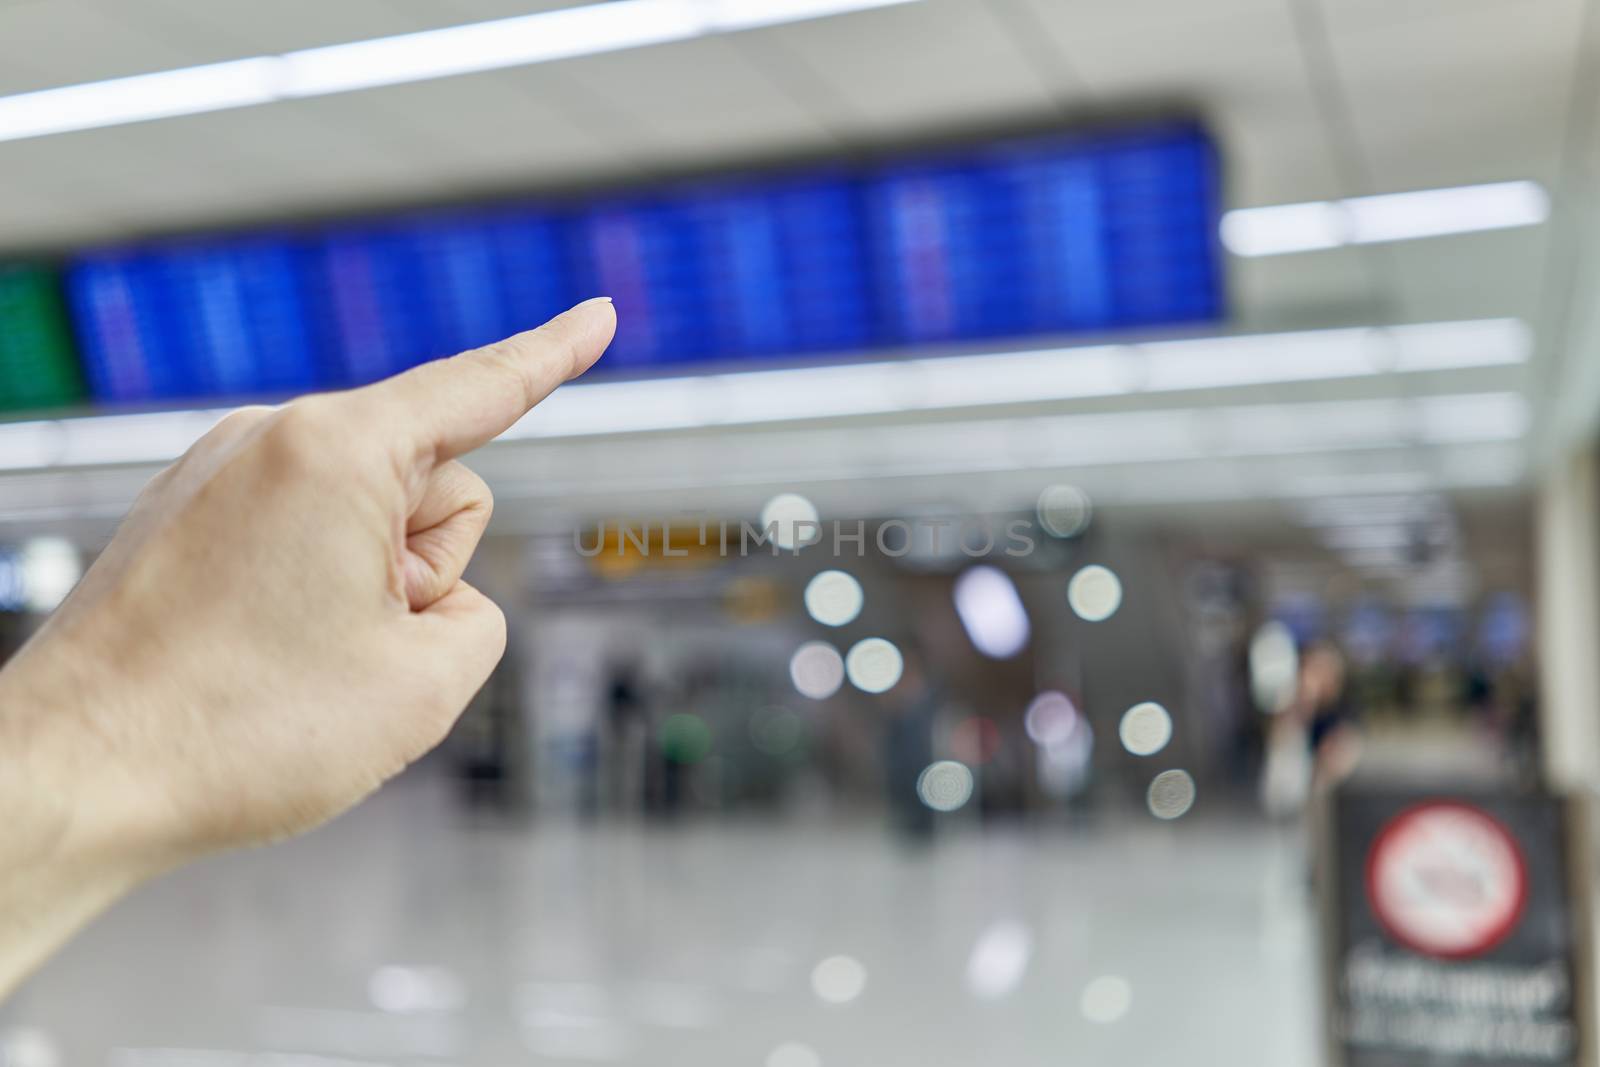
[1364,800,1528,960]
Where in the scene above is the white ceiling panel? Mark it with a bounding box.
[1342,81,1570,192]
[539,35,840,169]
[1019,3,1307,104]
[0,182,120,251]
[286,68,632,179]
[735,0,1057,137]
[0,122,318,242]
[1317,0,1570,35]
[1227,247,1380,330]
[1327,0,1580,190]
[1384,229,1551,325]
[0,0,204,94]
[1008,0,1283,44]
[403,0,602,19]
[1210,104,1348,208]
[132,97,433,201]
[85,0,445,61]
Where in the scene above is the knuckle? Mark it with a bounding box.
[197,405,274,450]
[257,401,333,471]
[221,404,275,429]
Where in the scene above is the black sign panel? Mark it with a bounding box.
[1321,787,1592,1066]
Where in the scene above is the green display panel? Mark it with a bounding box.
[0,265,84,412]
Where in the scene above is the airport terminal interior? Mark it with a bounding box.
[0,0,1597,1063]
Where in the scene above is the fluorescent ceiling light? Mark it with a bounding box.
[508,317,1528,439]
[0,0,919,143]
[1221,181,1549,256]
[280,0,704,97]
[500,394,1527,509]
[0,320,1528,474]
[0,58,285,143]
[1318,524,1419,552]
[1219,201,1346,256]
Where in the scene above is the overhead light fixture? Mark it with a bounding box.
[506,317,1529,438]
[1220,181,1549,257]
[0,58,285,143]
[0,0,921,143]
[0,318,1530,473]
[278,0,704,98]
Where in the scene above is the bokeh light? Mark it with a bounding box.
[790,641,845,700]
[1146,769,1197,820]
[369,964,467,1014]
[1036,723,1094,798]
[1118,702,1173,757]
[660,713,714,764]
[1079,975,1133,1023]
[844,637,903,693]
[1036,484,1093,538]
[951,716,1001,765]
[766,1043,822,1067]
[1249,620,1299,713]
[20,537,80,614]
[916,760,974,812]
[749,706,806,758]
[761,492,820,551]
[804,569,864,627]
[964,920,1034,1000]
[0,1027,59,1067]
[1067,564,1122,622]
[952,564,1031,658]
[810,955,868,1004]
[1024,691,1079,748]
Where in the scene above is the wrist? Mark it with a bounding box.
[0,642,174,894]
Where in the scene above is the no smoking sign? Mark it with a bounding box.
[1365,801,1528,960]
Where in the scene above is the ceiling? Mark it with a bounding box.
[0,0,1592,544]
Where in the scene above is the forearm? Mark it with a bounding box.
[0,650,163,997]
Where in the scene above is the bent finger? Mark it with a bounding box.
[402,461,493,611]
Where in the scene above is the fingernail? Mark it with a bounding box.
[578,295,613,306]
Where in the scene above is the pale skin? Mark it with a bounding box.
[0,296,617,997]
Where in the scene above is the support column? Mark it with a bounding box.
[1538,444,1600,791]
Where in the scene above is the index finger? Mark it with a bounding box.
[361,296,616,465]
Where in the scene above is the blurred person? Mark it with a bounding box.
[1259,639,1361,818]
[1299,640,1362,792]
[0,297,617,997]
[881,643,941,842]
[602,653,649,813]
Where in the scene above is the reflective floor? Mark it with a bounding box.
[4,776,1318,1066]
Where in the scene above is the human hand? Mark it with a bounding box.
[0,298,614,989]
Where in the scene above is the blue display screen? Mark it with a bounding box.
[67,120,1221,405]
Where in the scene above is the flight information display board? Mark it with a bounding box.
[66,119,1222,405]
[0,266,84,412]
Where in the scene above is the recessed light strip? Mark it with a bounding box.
[506,317,1530,438]
[0,317,1530,473]
[0,0,920,143]
[1220,181,1550,257]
